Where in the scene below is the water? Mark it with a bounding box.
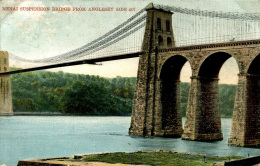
[0,116,259,166]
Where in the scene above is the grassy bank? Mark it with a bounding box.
[82,151,244,166]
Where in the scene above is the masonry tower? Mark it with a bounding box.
[0,51,13,115]
[129,3,183,137]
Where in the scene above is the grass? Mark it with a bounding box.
[82,150,244,166]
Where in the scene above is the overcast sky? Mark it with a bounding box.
[1,0,260,84]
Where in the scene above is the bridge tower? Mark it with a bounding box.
[129,3,259,146]
[129,3,181,137]
[0,51,13,115]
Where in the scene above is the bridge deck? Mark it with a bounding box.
[0,52,142,75]
[1,39,260,76]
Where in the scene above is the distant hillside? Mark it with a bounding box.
[11,67,136,115]
[10,67,236,117]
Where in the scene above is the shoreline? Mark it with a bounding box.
[13,112,63,116]
[17,150,260,166]
[5,112,233,118]
[12,112,131,116]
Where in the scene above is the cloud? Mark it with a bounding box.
[1,0,49,28]
[17,1,48,21]
[66,25,71,29]
[16,22,29,30]
[0,0,22,24]
[45,29,57,36]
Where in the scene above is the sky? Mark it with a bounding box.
[1,0,260,84]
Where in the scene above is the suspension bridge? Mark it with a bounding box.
[1,3,260,147]
[2,3,260,75]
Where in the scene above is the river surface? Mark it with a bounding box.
[0,116,259,166]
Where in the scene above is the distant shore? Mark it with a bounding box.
[13,112,63,116]
[9,112,233,118]
[12,112,132,116]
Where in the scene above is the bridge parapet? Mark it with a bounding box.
[159,39,260,52]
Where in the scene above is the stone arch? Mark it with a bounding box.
[160,55,188,80]
[158,35,164,47]
[248,53,260,74]
[159,55,191,137]
[157,18,161,30]
[198,52,234,78]
[187,52,239,140]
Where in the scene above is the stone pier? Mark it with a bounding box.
[182,76,223,141]
[228,74,260,147]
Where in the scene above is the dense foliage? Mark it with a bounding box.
[10,68,236,117]
[11,68,135,115]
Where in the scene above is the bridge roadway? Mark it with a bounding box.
[1,39,259,76]
[0,52,142,75]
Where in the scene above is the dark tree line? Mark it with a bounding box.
[11,68,236,117]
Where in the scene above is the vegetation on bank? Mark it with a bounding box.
[82,151,244,166]
[10,68,236,117]
[11,67,135,115]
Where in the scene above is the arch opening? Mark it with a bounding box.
[167,37,172,48]
[198,52,232,78]
[248,54,260,75]
[218,57,239,118]
[158,35,164,47]
[197,52,238,137]
[160,55,191,136]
